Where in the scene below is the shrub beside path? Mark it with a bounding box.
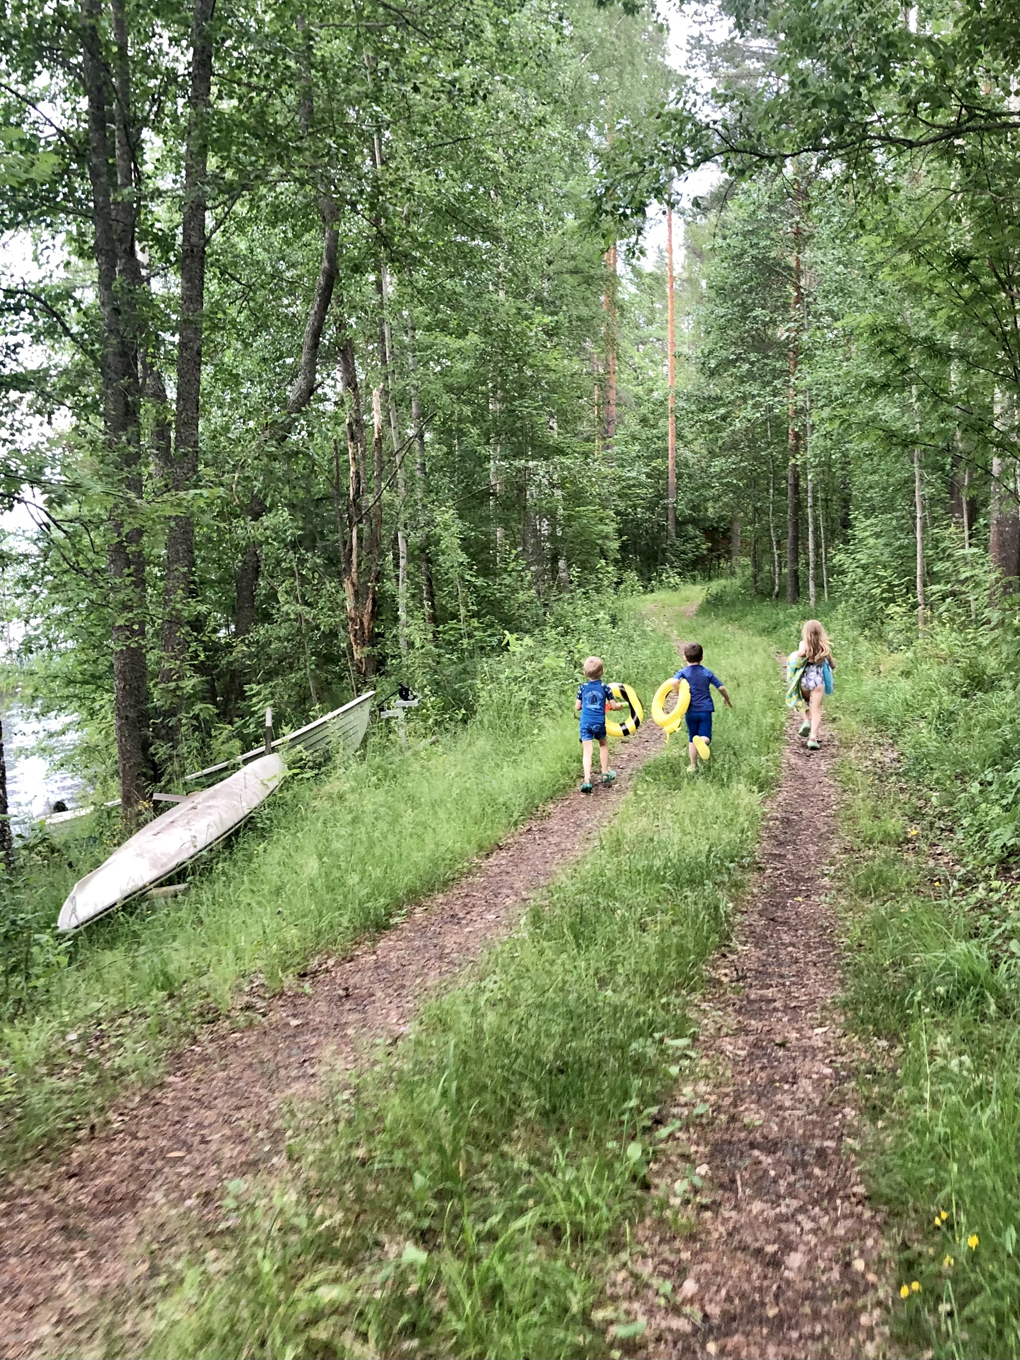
[0,693,669,1359]
[605,711,892,1359]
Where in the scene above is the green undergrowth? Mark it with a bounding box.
[109,601,783,1360]
[837,759,1018,1360]
[0,592,680,1167]
[700,578,1019,1359]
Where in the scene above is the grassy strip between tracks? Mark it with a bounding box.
[0,593,681,1166]
[114,599,784,1360]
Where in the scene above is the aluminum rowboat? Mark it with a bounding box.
[57,754,286,932]
[183,691,374,784]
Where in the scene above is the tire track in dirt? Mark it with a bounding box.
[606,711,892,1360]
[0,618,695,1360]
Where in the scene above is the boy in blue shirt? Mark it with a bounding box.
[575,655,624,793]
[671,642,733,774]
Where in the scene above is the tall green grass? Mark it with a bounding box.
[106,599,784,1360]
[0,594,679,1165]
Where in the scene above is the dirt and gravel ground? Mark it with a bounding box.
[0,705,664,1359]
[605,713,893,1360]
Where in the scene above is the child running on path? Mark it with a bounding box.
[671,642,733,774]
[791,619,836,750]
[576,656,624,793]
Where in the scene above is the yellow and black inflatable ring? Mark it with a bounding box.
[605,682,643,738]
[651,677,689,734]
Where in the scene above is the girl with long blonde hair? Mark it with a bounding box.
[797,619,835,749]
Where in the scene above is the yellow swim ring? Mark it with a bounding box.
[605,682,643,738]
[652,677,689,733]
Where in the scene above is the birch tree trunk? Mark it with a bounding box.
[666,208,677,543]
[786,199,803,605]
[405,316,437,637]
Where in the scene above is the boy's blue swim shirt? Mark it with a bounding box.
[577,680,613,736]
[674,663,723,713]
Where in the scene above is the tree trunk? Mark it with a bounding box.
[730,516,741,575]
[806,463,816,607]
[376,267,408,657]
[81,0,153,820]
[666,208,676,544]
[913,442,926,629]
[989,388,1020,581]
[602,240,617,463]
[0,715,13,870]
[819,486,829,601]
[786,210,802,605]
[989,455,1020,580]
[337,335,381,679]
[405,314,436,637]
[158,0,216,719]
[769,460,780,603]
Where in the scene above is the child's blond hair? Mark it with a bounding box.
[801,619,831,664]
[583,655,604,679]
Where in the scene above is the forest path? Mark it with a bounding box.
[608,708,891,1359]
[0,605,697,1360]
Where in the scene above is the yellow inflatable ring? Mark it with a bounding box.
[652,677,689,733]
[605,682,643,738]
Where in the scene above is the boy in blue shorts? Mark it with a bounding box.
[671,642,733,774]
[575,655,624,793]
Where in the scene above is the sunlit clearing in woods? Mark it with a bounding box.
[0,0,1016,1355]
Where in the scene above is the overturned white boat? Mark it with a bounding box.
[57,754,286,933]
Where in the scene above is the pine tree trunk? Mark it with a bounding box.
[405,315,437,638]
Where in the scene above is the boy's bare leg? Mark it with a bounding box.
[582,738,594,782]
[808,686,824,740]
[688,740,698,771]
[599,737,610,775]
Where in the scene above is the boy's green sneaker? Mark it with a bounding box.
[798,720,811,737]
[580,780,593,794]
[806,738,820,751]
[685,765,698,776]
[602,770,616,785]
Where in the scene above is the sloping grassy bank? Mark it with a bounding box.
[0,594,679,1166]
[698,581,1019,1360]
[103,598,784,1360]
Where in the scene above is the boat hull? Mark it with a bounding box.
[57,754,286,932]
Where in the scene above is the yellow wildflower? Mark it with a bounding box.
[911,1281,921,1293]
[968,1234,979,1250]
[909,828,919,836]
[900,1285,910,1299]
[943,1255,954,1268]
[940,1210,948,1221]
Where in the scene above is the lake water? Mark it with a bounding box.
[4,709,84,833]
